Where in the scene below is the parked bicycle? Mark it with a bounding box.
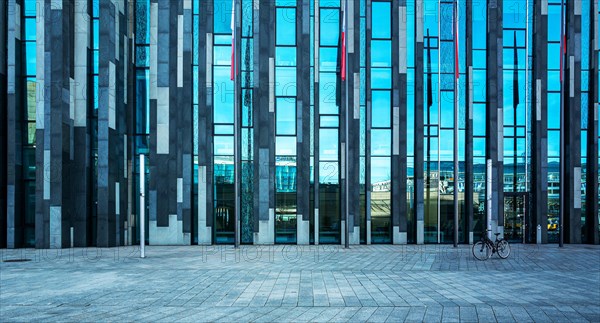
[472,230,511,260]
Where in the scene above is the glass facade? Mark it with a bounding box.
[1,0,598,248]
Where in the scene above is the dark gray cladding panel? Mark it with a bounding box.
[297,0,310,222]
[464,0,474,238]
[486,0,503,227]
[0,0,7,248]
[531,0,549,243]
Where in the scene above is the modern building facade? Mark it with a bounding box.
[0,0,598,248]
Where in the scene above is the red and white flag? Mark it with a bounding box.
[230,0,236,81]
[341,0,347,81]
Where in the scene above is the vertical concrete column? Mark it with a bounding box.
[464,0,474,244]
[6,0,23,248]
[313,0,321,244]
[34,0,73,249]
[413,0,425,244]
[563,0,582,243]
[149,0,191,245]
[485,0,503,236]
[197,0,213,245]
[365,0,372,244]
[296,0,310,245]
[253,0,275,244]
[0,0,8,248]
[586,0,599,245]
[72,0,90,247]
[343,0,360,245]
[98,0,127,247]
[532,0,549,243]
[392,0,407,244]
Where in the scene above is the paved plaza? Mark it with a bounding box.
[1,244,599,322]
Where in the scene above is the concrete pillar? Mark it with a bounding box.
[485,0,503,236]
[413,0,425,244]
[253,0,275,244]
[532,0,549,244]
[0,0,8,248]
[563,0,582,243]
[586,0,599,245]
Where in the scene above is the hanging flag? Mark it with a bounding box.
[341,0,347,81]
[513,31,519,109]
[427,29,433,109]
[230,0,236,81]
[454,0,459,80]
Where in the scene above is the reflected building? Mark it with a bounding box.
[0,0,598,248]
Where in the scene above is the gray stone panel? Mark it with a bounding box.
[532,0,549,243]
[486,0,503,231]
[0,0,7,248]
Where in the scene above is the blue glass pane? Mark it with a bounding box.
[371,90,390,128]
[24,42,36,76]
[277,98,296,135]
[371,129,391,156]
[214,0,233,34]
[276,67,297,96]
[24,18,36,40]
[371,68,391,89]
[214,45,232,65]
[371,40,391,67]
[213,67,234,123]
[215,125,234,135]
[319,73,339,114]
[24,0,37,16]
[372,2,391,39]
[277,8,296,45]
[214,136,234,155]
[371,157,391,184]
[320,115,339,127]
[320,9,339,46]
[319,47,339,72]
[276,136,297,155]
[276,47,297,66]
[319,129,338,161]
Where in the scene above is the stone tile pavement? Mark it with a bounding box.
[1,244,599,322]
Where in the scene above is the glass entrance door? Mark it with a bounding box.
[504,193,526,243]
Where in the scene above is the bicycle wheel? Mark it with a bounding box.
[472,241,491,260]
[497,239,511,259]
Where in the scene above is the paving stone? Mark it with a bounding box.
[0,245,598,322]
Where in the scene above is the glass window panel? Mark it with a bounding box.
[24,42,36,76]
[214,45,232,65]
[319,161,339,184]
[372,2,391,39]
[547,93,560,129]
[24,18,36,40]
[277,8,296,45]
[319,73,339,114]
[320,115,339,127]
[214,34,231,44]
[276,136,297,155]
[371,129,391,156]
[319,129,339,161]
[276,47,297,66]
[371,40,391,67]
[371,90,390,128]
[214,0,233,34]
[371,68,391,89]
[319,47,339,72]
[320,9,340,46]
[371,157,391,184]
[214,125,234,135]
[276,67,297,96]
[214,136,234,155]
[277,98,296,135]
[548,130,560,157]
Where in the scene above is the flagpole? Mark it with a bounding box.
[233,0,240,248]
[344,0,350,249]
[453,0,459,248]
[559,0,565,248]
